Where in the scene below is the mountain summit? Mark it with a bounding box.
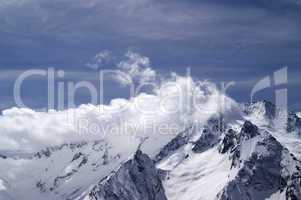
[1,101,301,200]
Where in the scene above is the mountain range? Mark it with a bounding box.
[0,101,301,200]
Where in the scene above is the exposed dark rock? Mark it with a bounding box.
[53,169,78,190]
[36,181,47,193]
[69,142,88,150]
[155,127,191,162]
[157,169,169,181]
[225,121,260,168]
[262,100,276,119]
[102,148,109,165]
[208,117,226,133]
[239,121,259,141]
[88,150,167,200]
[192,128,220,153]
[286,171,301,200]
[34,148,52,158]
[217,129,301,200]
[71,152,83,162]
[78,156,88,168]
[219,129,237,154]
[287,112,301,134]
[33,141,89,159]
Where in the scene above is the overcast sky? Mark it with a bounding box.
[0,0,300,110]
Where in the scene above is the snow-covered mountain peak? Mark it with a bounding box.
[239,120,260,140]
[244,100,276,120]
[86,149,167,200]
[1,99,301,200]
[156,118,301,200]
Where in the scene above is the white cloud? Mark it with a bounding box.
[86,50,112,70]
[0,52,241,153]
[0,71,240,153]
[116,51,156,85]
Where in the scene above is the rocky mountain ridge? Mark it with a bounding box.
[1,101,301,200]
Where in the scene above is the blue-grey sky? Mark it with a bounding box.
[0,0,300,111]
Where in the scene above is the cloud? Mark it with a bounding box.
[116,51,156,86]
[86,50,112,70]
[0,53,241,152]
[0,0,300,70]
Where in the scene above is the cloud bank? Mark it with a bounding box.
[0,52,240,152]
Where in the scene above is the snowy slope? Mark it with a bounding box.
[0,140,132,200]
[1,99,301,200]
[156,122,301,200]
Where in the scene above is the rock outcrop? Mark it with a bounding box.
[88,150,167,200]
[217,121,301,200]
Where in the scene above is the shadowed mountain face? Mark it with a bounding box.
[87,150,167,200]
[154,103,301,200]
[288,112,301,134]
[217,122,301,200]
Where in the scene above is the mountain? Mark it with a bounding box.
[86,150,167,200]
[217,121,301,200]
[1,101,301,200]
[288,112,301,134]
[244,100,276,120]
[0,140,130,200]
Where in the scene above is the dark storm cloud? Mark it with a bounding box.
[0,0,299,68]
[0,0,300,109]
